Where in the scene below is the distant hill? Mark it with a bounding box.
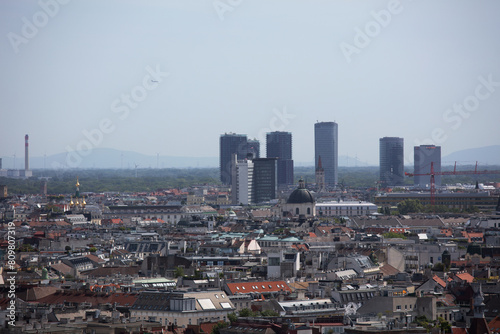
[443,145,500,165]
[2,148,372,170]
[3,145,497,170]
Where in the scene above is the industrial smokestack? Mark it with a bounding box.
[25,134,29,171]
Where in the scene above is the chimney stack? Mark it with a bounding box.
[25,134,29,171]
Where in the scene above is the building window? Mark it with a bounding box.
[296,208,299,215]
[307,208,311,215]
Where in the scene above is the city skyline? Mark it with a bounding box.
[1,1,499,167]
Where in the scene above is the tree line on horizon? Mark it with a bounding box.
[0,165,498,195]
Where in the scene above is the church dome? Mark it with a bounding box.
[287,179,314,204]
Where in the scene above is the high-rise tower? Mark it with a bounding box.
[266,131,293,186]
[230,153,254,205]
[414,145,441,188]
[379,137,404,186]
[252,158,278,203]
[314,122,338,188]
[220,133,248,185]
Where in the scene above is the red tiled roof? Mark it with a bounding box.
[451,328,467,334]
[489,315,500,333]
[199,322,218,334]
[433,275,447,288]
[34,290,138,307]
[226,281,291,295]
[440,229,453,237]
[456,272,474,283]
[308,232,317,238]
[291,244,309,251]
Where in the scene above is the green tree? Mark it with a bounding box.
[260,310,279,317]
[210,322,228,334]
[239,308,255,317]
[382,232,407,239]
[17,244,37,252]
[89,247,97,253]
[438,317,451,333]
[228,312,238,323]
[397,199,423,214]
[174,266,185,278]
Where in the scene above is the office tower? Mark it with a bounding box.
[414,145,441,188]
[220,133,247,184]
[252,158,278,203]
[246,139,260,159]
[230,154,254,205]
[379,137,404,186]
[314,122,338,188]
[266,131,294,186]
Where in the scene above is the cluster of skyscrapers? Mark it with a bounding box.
[220,124,442,204]
[220,121,341,204]
[220,131,296,205]
[379,137,442,188]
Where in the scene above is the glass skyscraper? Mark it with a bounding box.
[266,131,293,186]
[314,122,338,188]
[379,137,404,186]
[414,145,441,188]
[252,158,278,203]
[220,133,248,185]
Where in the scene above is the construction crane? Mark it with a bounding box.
[405,161,500,205]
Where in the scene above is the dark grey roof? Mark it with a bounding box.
[287,188,314,204]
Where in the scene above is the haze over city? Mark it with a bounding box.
[1,0,500,167]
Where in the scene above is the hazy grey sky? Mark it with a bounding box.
[1,0,499,166]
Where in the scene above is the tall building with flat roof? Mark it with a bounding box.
[414,145,441,188]
[252,158,278,203]
[266,131,293,186]
[230,154,254,205]
[220,133,247,185]
[379,137,404,186]
[315,122,338,188]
